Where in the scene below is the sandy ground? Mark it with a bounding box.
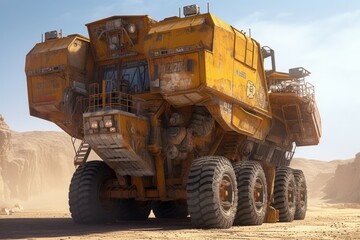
[1,206,360,240]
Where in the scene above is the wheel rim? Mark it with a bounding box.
[253,176,266,213]
[219,173,235,215]
[288,180,296,209]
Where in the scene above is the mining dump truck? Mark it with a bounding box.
[25,5,321,228]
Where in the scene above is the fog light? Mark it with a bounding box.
[90,121,98,129]
[104,119,113,128]
[109,127,116,132]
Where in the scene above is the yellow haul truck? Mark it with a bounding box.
[25,5,321,228]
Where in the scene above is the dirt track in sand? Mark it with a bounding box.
[1,206,360,240]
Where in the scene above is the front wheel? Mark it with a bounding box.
[69,161,119,224]
[187,156,238,229]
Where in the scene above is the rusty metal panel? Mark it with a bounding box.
[205,27,270,115]
[30,75,63,103]
[231,104,269,140]
[148,16,207,34]
[144,14,213,53]
[86,16,155,61]
[25,34,93,139]
[84,111,155,176]
[269,92,321,146]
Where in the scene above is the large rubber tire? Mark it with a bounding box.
[118,199,151,221]
[187,156,238,229]
[69,161,119,224]
[293,169,307,220]
[152,200,188,219]
[233,161,267,226]
[274,167,296,222]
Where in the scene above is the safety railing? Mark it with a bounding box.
[270,78,315,102]
[85,81,146,115]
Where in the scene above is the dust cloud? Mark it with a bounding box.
[0,115,75,210]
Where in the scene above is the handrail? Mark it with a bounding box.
[85,81,146,115]
[270,78,315,101]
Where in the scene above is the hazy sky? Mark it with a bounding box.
[0,0,359,161]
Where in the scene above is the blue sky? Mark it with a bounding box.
[0,0,360,161]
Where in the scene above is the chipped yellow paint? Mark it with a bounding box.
[144,13,272,140]
[25,34,93,139]
[86,16,155,62]
[232,105,270,140]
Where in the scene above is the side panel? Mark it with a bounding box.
[151,52,201,93]
[147,52,210,107]
[204,26,270,115]
[204,26,234,99]
[84,111,154,176]
[207,100,270,141]
[25,35,93,138]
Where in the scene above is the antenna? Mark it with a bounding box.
[207,2,210,13]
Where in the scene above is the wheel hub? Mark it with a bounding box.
[253,177,266,213]
[219,174,235,213]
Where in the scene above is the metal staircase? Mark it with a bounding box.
[74,140,92,166]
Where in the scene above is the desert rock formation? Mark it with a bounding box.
[290,157,351,201]
[0,114,12,201]
[0,115,75,206]
[324,153,360,203]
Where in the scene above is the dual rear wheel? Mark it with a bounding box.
[186,156,268,228]
[186,157,308,228]
[274,167,307,222]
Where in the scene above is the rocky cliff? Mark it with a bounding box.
[0,115,76,206]
[0,114,12,201]
[290,158,351,200]
[324,153,360,203]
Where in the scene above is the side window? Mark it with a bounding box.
[122,64,150,94]
[102,65,118,92]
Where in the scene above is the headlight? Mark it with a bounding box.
[104,119,113,128]
[90,121,98,129]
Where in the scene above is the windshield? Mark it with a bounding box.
[122,63,150,94]
[101,61,150,94]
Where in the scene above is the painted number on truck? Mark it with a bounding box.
[163,61,184,73]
